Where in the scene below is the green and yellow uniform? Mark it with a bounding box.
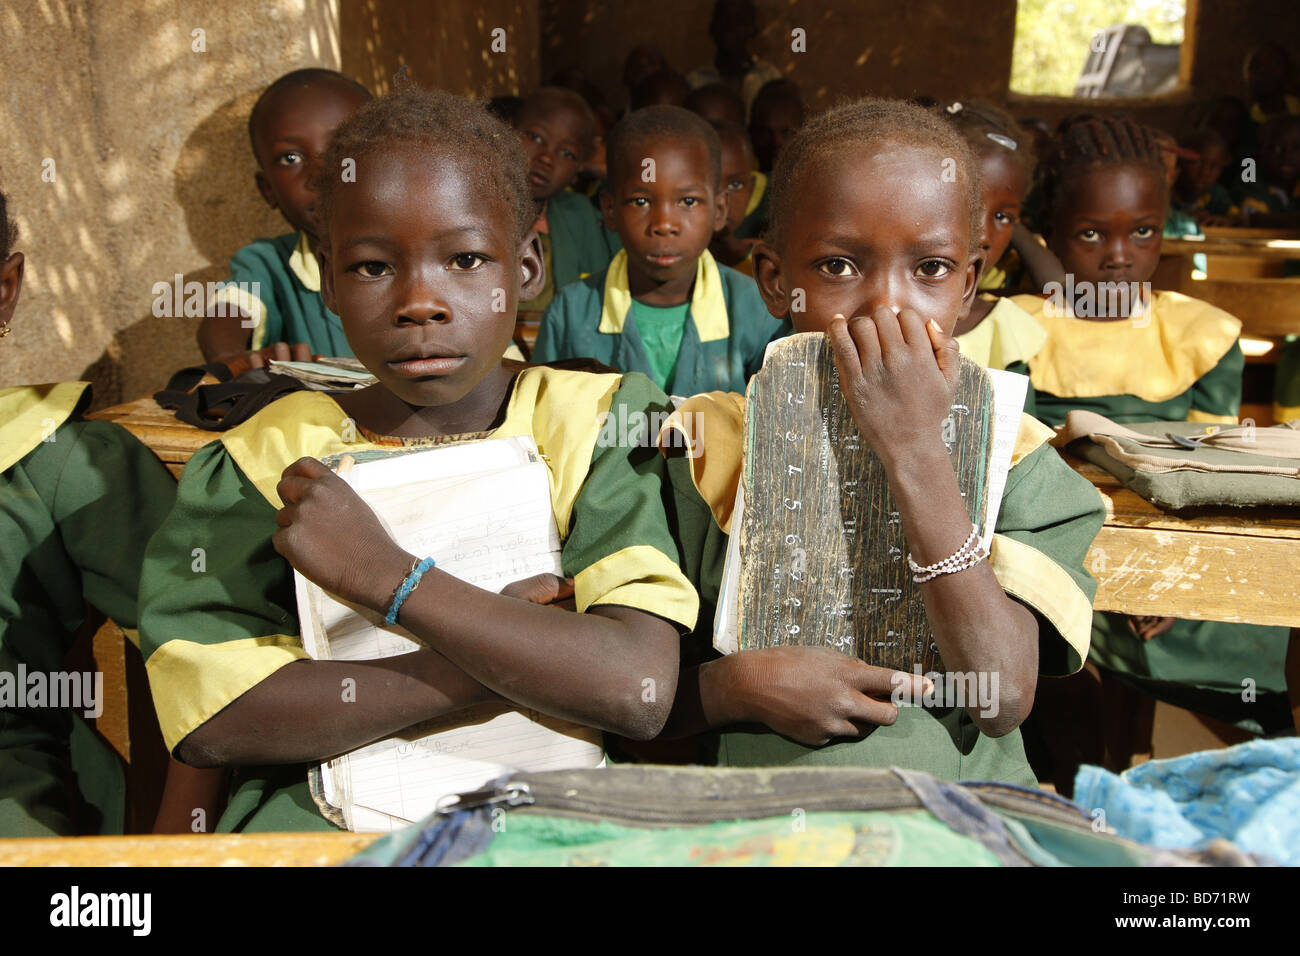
[533,248,788,396]
[659,395,1105,785]
[955,295,1046,418]
[1012,290,1245,428]
[1012,290,1289,733]
[139,367,699,832]
[211,231,352,358]
[0,383,176,836]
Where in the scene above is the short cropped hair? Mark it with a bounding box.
[313,85,534,245]
[605,105,723,190]
[517,87,598,156]
[767,97,982,249]
[247,68,371,156]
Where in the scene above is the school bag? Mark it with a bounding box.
[343,765,1267,867]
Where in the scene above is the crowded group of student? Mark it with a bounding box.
[2,11,1298,840]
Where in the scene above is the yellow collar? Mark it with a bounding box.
[0,382,90,474]
[1015,290,1241,403]
[599,248,730,343]
[289,231,320,292]
[745,170,767,218]
[1250,93,1300,125]
[955,296,1048,371]
[219,367,626,539]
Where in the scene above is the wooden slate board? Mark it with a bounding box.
[736,333,994,674]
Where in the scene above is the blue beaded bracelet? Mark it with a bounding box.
[385,556,437,626]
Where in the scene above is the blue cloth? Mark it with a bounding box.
[1073,738,1300,864]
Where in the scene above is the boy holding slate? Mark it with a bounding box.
[657,99,1105,785]
[140,87,698,831]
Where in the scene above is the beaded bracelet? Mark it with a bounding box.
[384,556,437,625]
[906,524,988,584]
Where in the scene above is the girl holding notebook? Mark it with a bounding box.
[139,86,699,831]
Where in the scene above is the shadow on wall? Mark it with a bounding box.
[84,90,285,406]
[341,0,539,97]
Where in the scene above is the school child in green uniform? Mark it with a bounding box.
[197,69,371,367]
[707,122,760,277]
[938,103,1050,399]
[1010,116,1290,734]
[533,106,786,396]
[0,189,178,836]
[654,99,1106,786]
[139,88,699,832]
[513,87,621,315]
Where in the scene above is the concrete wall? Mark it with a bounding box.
[0,0,341,407]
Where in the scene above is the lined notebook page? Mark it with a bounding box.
[293,436,603,832]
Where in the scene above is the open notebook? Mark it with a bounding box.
[293,436,603,832]
[713,334,1028,672]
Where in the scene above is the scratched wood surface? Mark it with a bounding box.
[0,832,379,867]
[736,334,993,673]
[1070,456,1300,627]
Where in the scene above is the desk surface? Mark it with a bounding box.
[1163,236,1300,260]
[1073,455,1300,627]
[0,832,380,867]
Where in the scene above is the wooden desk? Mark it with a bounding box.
[1162,236,1300,263]
[0,832,379,867]
[86,398,214,476]
[1070,456,1300,731]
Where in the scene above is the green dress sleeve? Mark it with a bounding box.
[139,440,309,755]
[561,373,699,633]
[992,441,1105,675]
[1188,340,1244,420]
[531,289,569,365]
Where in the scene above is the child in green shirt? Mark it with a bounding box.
[198,68,371,367]
[534,105,786,395]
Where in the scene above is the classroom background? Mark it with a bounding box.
[0,0,1294,409]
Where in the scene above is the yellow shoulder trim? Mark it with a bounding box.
[575,544,699,632]
[957,297,1047,370]
[745,170,767,218]
[1019,290,1241,403]
[658,391,745,533]
[0,382,90,474]
[989,533,1093,675]
[599,248,730,343]
[146,634,309,754]
[288,230,321,292]
[220,391,379,507]
[492,366,624,539]
[1012,413,1055,467]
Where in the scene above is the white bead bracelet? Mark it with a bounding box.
[907,524,988,584]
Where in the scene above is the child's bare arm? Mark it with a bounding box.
[1008,224,1065,292]
[152,760,228,833]
[197,309,313,367]
[176,647,497,767]
[270,457,680,743]
[825,308,1039,736]
[661,648,929,746]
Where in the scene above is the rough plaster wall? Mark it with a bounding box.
[340,0,540,97]
[0,0,340,408]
